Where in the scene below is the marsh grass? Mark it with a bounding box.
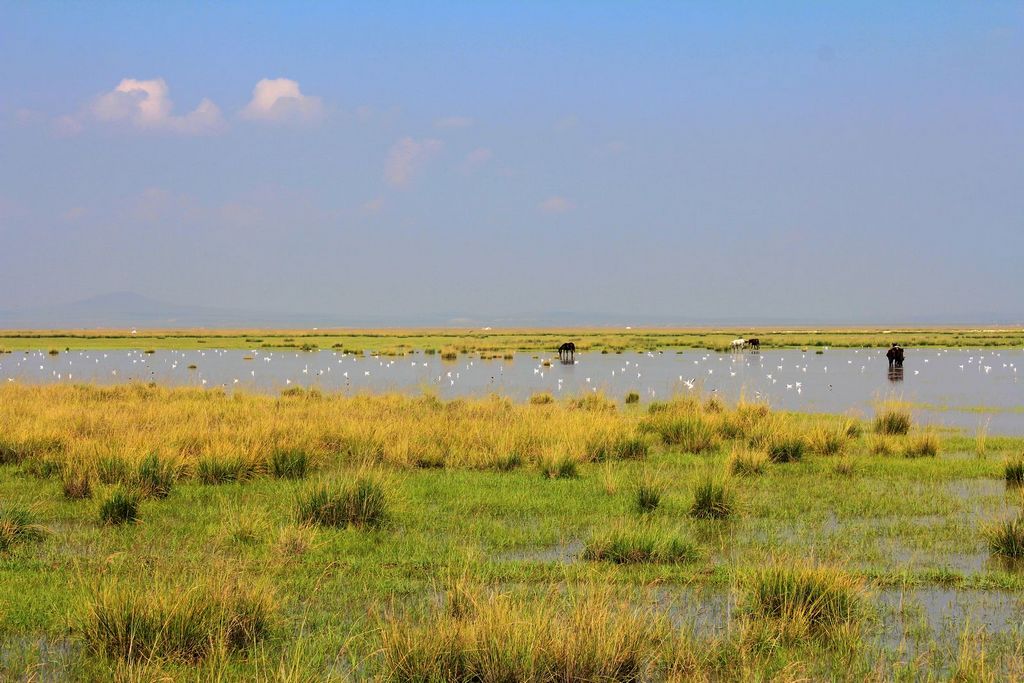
[99,487,140,526]
[874,402,912,435]
[727,446,769,477]
[641,412,721,453]
[976,419,991,457]
[806,425,847,456]
[635,479,662,513]
[983,516,1024,558]
[529,392,554,405]
[588,433,649,462]
[1004,457,1024,486]
[868,435,894,456]
[197,456,261,485]
[541,456,578,479]
[136,452,175,498]
[833,456,856,477]
[295,477,389,528]
[269,449,310,479]
[583,525,699,564]
[378,586,661,681]
[78,577,275,662]
[901,431,940,458]
[61,464,94,499]
[625,391,640,404]
[689,472,736,519]
[0,507,47,552]
[738,560,868,646]
[97,455,130,485]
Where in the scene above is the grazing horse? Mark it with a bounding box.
[730,338,746,352]
[558,342,576,364]
[746,338,761,351]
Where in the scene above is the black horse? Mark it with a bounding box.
[746,338,761,351]
[558,342,576,364]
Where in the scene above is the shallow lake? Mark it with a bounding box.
[2,347,1022,433]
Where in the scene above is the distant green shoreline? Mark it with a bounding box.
[1,326,1022,353]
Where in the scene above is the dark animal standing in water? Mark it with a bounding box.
[558,342,576,364]
[746,338,760,351]
[887,343,905,368]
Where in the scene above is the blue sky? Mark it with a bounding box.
[1,2,1022,323]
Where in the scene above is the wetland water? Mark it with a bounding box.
[3,347,1022,433]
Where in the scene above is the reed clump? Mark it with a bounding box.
[738,560,868,646]
[901,431,940,458]
[874,402,912,435]
[727,446,769,477]
[78,576,275,662]
[689,472,736,519]
[984,516,1024,558]
[584,525,698,564]
[0,507,47,552]
[378,586,661,681]
[1004,457,1024,486]
[295,477,390,528]
[99,487,141,526]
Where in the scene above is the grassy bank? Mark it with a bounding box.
[2,325,1024,354]
[2,385,1024,679]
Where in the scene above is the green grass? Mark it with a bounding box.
[4,326,1024,353]
[78,577,275,662]
[268,449,310,479]
[295,477,389,528]
[984,517,1024,559]
[738,561,868,645]
[1004,457,1024,486]
[874,404,913,436]
[0,507,47,552]
[689,472,736,519]
[99,487,141,525]
[4,385,1024,679]
[583,525,699,564]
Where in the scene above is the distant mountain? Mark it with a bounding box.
[0,291,1017,329]
[0,292,331,329]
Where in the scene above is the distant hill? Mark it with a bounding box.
[0,291,1017,329]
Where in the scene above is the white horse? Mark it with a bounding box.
[730,338,746,352]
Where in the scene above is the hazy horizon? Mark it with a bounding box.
[2,3,1022,324]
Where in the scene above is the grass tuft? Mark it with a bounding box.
[295,477,389,528]
[1005,457,1024,486]
[541,456,578,479]
[901,431,940,458]
[584,525,699,564]
[689,472,736,519]
[136,452,175,498]
[806,425,847,456]
[99,487,140,526]
[738,560,868,645]
[78,577,275,662]
[269,449,310,479]
[984,516,1024,558]
[874,402,912,435]
[728,446,769,477]
[0,507,48,552]
[379,585,660,681]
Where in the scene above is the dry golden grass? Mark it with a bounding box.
[0,384,865,478]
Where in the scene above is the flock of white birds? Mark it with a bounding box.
[1,346,1020,427]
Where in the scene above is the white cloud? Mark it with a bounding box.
[241,78,324,124]
[92,78,223,134]
[384,137,443,187]
[539,196,574,213]
[434,115,474,129]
